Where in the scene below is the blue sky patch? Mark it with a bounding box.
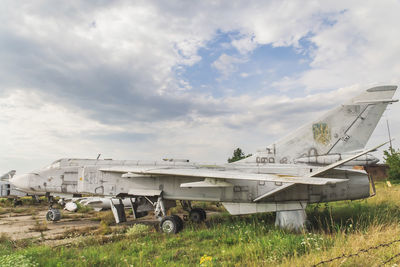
[177,31,314,98]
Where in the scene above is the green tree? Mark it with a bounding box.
[228,148,252,163]
[384,148,400,181]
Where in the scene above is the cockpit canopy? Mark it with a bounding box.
[44,159,61,170]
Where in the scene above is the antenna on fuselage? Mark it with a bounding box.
[97,154,101,160]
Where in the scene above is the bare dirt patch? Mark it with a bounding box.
[0,208,100,241]
[0,203,161,247]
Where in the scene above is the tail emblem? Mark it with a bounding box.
[313,123,331,145]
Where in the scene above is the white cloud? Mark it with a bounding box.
[212,54,247,79]
[1,1,400,174]
[271,1,400,92]
[231,35,257,54]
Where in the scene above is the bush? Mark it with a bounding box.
[384,149,400,181]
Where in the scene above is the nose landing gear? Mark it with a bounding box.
[46,208,61,222]
[45,193,61,222]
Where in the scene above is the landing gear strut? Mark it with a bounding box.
[155,196,184,234]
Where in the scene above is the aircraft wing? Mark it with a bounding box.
[100,167,347,186]
[309,140,391,178]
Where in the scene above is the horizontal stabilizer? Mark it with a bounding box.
[309,140,391,177]
[354,99,398,104]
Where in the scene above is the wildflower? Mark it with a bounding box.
[200,254,213,265]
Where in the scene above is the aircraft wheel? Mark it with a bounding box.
[200,208,206,220]
[189,208,206,223]
[171,215,184,232]
[136,211,148,219]
[13,199,22,207]
[160,216,181,234]
[46,209,61,222]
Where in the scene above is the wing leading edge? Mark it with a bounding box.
[100,167,347,186]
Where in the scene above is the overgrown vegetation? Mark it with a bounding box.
[384,148,400,181]
[1,182,400,266]
[0,254,38,267]
[126,224,150,237]
[75,203,94,214]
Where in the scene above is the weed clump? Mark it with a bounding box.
[95,221,112,235]
[126,224,150,237]
[0,233,11,244]
[76,203,93,213]
[0,254,38,267]
[0,198,13,207]
[94,211,115,225]
[29,221,48,232]
[59,226,98,239]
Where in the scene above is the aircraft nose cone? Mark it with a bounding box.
[10,174,31,190]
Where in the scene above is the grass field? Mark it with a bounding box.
[1,182,400,266]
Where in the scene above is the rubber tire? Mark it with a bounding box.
[136,211,148,219]
[46,209,61,222]
[199,208,206,220]
[189,208,205,223]
[160,216,179,234]
[171,215,184,232]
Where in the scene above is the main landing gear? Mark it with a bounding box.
[108,195,207,234]
[154,196,184,234]
[160,215,184,234]
[181,200,206,223]
[156,198,207,234]
[189,208,206,223]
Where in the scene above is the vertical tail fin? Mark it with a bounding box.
[240,85,398,164]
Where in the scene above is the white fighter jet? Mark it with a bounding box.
[10,85,398,233]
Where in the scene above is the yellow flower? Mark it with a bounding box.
[199,255,213,265]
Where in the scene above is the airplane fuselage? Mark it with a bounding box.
[11,158,371,215]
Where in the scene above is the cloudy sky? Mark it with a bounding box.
[1,0,399,174]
